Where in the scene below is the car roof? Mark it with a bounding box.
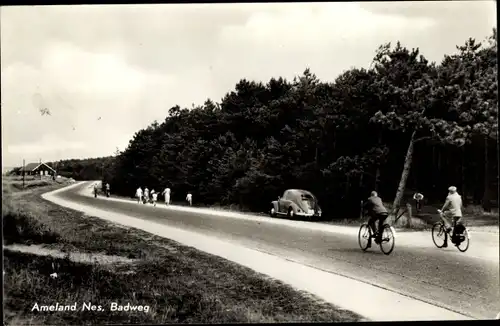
[287,189,315,196]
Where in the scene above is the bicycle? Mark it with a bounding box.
[358,209,396,255]
[431,209,470,252]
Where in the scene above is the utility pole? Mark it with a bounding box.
[54,160,58,180]
[22,159,25,188]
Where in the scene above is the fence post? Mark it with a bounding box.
[388,206,397,225]
[406,203,412,228]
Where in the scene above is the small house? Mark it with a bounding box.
[18,162,56,177]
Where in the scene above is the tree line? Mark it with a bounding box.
[45,157,115,181]
[54,30,499,220]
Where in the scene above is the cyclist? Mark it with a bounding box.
[363,191,389,247]
[439,186,463,247]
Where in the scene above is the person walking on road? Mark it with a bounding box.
[440,186,464,248]
[150,189,156,204]
[152,190,158,206]
[105,183,111,197]
[136,187,143,204]
[162,187,171,205]
[93,183,99,198]
[413,191,424,213]
[186,192,193,206]
[144,187,150,204]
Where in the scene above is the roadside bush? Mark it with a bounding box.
[7,180,53,191]
[3,209,61,245]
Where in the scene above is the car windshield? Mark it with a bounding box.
[300,193,315,210]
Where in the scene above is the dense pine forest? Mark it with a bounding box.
[50,30,498,220]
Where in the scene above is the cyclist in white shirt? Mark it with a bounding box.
[136,187,143,203]
[186,192,193,206]
[440,186,464,247]
[162,187,171,205]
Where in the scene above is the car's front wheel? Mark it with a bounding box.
[270,206,277,217]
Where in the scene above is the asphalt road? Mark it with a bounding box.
[55,183,499,320]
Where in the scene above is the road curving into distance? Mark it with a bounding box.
[45,182,499,320]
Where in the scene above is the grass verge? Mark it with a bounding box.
[2,177,362,324]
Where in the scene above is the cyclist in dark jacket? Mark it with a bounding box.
[363,191,389,247]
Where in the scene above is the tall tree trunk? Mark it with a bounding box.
[391,106,428,220]
[497,133,500,207]
[239,194,244,211]
[345,174,350,196]
[482,137,491,212]
[374,131,382,191]
[332,130,337,154]
[390,130,417,222]
[412,142,418,190]
[437,147,442,199]
[461,146,467,207]
[431,145,437,198]
[437,148,442,173]
[374,167,381,192]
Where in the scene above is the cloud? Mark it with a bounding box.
[1,38,175,166]
[40,41,150,95]
[234,3,436,43]
[6,134,86,155]
[360,0,495,21]
[1,2,496,166]
[215,3,437,84]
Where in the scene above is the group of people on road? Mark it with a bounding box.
[135,186,193,207]
[93,183,110,198]
[363,186,463,248]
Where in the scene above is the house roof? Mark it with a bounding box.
[19,162,55,172]
[20,163,39,171]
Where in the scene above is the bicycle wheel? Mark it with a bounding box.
[379,224,395,255]
[358,223,371,251]
[456,229,470,252]
[432,222,446,248]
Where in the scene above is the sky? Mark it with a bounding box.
[1,1,496,168]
